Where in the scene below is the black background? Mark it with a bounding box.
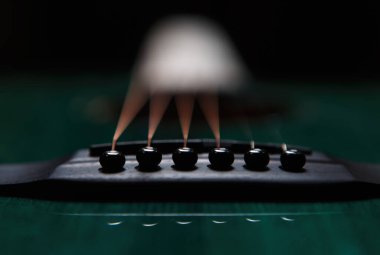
[1,0,379,79]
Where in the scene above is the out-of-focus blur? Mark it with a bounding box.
[134,16,246,93]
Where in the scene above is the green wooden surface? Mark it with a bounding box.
[0,73,379,254]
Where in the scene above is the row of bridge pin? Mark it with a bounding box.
[99,142,306,172]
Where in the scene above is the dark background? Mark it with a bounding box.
[0,0,379,79]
